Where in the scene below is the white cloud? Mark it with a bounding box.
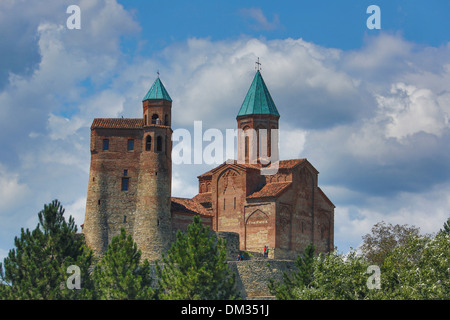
[0,164,30,213]
[64,197,87,230]
[1,1,450,258]
[172,169,201,199]
[375,83,449,140]
[150,36,364,132]
[0,247,8,265]
[239,8,281,31]
[334,182,450,251]
[0,0,140,258]
[47,114,88,140]
[343,33,414,80]
[279,124,307,160]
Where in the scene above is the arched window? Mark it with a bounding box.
[245,136,249,161]
[156,136,163,152]
[269,126,277,158]
[144,114,147,125]
[242,126,251,162]
[256,126,264,159]
[164,114,169,126]
[151,114,159,124]
[146,135,152,151]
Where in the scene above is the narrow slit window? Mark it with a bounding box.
[121,177,129,191]
[146,135,152,151]
[123,215,127,223]
[244,136,249,160]
[127,139,134,151]
[103,139,109,151]
[157,136,162,152]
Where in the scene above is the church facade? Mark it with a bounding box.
[82,69,335,261]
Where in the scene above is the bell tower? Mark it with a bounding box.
[133,75,173,261]
[236,67,280,165]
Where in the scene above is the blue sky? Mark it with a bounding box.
[120,0,449,50]
[0,0,449,262]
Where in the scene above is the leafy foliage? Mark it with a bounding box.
[360,221,421,265]
[156,216,239,300]
[296,250,378,300]
[379,232,449,299]
[270,219,449,300]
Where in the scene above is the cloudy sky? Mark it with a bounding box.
[1,0,449,261]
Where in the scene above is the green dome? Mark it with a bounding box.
[143,77,172,102]
[237,71,279,117]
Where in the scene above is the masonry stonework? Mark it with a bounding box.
[82,71,335,298]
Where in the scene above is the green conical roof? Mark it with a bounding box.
[142,77,172,102]
[237,71,280,117]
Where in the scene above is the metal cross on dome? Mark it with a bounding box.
[255,57,262,71]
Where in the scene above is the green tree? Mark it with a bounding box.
[156,216,239,300]
[361,221,420,265]
[268,243,315,299]
[439,217,450,235]
[379,232,449,299]
[308,250,377,300]
[271,221,449,300]
[287,249,377,300]
[0,200,94,299]
[92,228,154,300]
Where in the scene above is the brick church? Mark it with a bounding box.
[82,68,335,261]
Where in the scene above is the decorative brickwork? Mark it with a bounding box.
[83,72,334,274]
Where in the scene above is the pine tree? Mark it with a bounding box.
[439,217,450,235]
[0,200,94,299]
[156,216,239,300]
[268,243,315,299]
[92,228,154,300]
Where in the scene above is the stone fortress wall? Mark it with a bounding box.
[214,231,297,299]
[169,229,297,299]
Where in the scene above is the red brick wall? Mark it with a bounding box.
[83,127,142,255]
[171,212,212,231]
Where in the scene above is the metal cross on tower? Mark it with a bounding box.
[255,57,262,71]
